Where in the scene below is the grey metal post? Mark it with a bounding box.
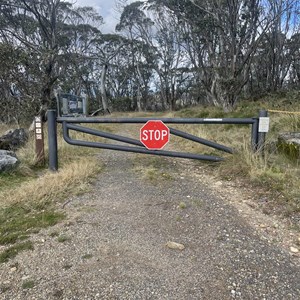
[251,118,259,151]
[257,109,268,153]
[47,110,58,171]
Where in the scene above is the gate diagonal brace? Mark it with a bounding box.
[62,122,224,162]
[169,127,233,154]
[65,123,144,147]
[65,123,233,154]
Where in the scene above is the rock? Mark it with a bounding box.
[277,132,300,160]
[9,267,17,273]
[166,241,185,250]
[259,224,267,229]
[21,275,30,281]
[290,247,299,253]
[0,128,28,150]
[0,150,19,172]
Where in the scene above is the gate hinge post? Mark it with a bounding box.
[257,109,269,154]
[47,110,58,171]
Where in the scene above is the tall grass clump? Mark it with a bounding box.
[0,157,101,208]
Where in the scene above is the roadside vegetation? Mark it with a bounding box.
[174,93,300,222]
[0,124,103,263]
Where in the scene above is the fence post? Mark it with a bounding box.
[257,109,269,153]
[251,118,259,151]
[47,110,58,171]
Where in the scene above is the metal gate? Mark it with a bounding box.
[47,110,268,171]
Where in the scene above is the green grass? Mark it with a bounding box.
[0,205,65,245]
[22,280,35,289]
[57,235,71,243]
[49,231,60,237]
[0,172,34,193]
[81,253,93,260]
[0,241,34,263]
[178,202,187,209]
[133,156,174,182]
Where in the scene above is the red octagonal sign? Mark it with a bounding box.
[140,120,170,150]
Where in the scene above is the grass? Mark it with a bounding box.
[178,202,187,209]
[0,172,34,193]
[174,94,300,219]
[49,231,59,237]
[0,123,106,263]
[0,241,34,263]
[133,155,174,182]
[57,235,71,243]
[22,280,35,289]
[81,253,93,260]
[0,207,65,245]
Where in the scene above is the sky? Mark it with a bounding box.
[74,0,133,33]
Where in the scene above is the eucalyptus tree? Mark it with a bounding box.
[0,42,37,123]
[148,0,297,111]
[59,6,103,99]
[106,44,154,110]
[287,32,300,86]
[147,3,192,110]
[87,33,127,113]
[0,0,77,119]
[157,0,263,111]
[250,0,299,93]
[116,1,156,111]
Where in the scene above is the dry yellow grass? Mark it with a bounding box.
[0,122,105,208]
[173,104,299,216]
[0,124,12,136]
[0,157,100,208]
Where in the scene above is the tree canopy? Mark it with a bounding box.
[0,0,299,122]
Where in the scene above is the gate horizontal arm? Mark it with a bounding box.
[58,117,256,125]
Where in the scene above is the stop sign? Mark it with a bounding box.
[140,120,170,150]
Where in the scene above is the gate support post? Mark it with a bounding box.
[251,118,259,151]
[47,110,58,171]
[257,109,268,153]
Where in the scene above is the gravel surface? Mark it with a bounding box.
[0,134,300,299]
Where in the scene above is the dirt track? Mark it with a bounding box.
[1,143,300,299]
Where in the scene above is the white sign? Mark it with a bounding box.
[204,118,223,122]
[36,129,42,134]
[36,122,41,128]
[36,134,42,140]
[259,117,270,133]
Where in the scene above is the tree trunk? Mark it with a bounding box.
[137,84,142,112]
[100,64,109,113]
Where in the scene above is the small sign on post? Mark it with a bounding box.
[35,116,45,165]
[258,117,270,133]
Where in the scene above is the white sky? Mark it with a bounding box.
[73,0,134,33]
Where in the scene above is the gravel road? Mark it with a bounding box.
[1,137,300,299]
